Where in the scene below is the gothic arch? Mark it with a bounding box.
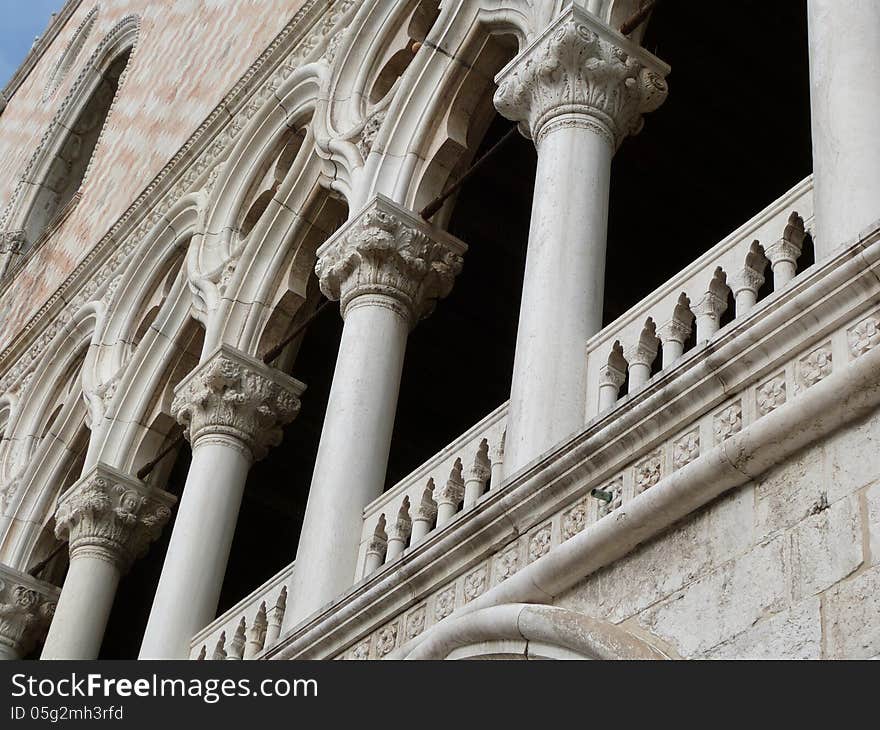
[43,6,100,101]
[399,603,669,660]
[0,15,139,274]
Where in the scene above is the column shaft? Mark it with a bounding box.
[42,557,120,659]
[505,123,612,474]
[139,436,250,659]
[808,0,880,256]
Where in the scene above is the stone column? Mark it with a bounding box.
[0,564,59,659]
[808,0,880,257]
[139,345,304,659]
[41,464,174,659]
[494,8,669,475]
[283,195,465,630]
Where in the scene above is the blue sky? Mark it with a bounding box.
[0,0,67,87]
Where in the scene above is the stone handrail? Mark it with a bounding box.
[586,176,814,417]
[355,404,508,581]
[189,561,294,660]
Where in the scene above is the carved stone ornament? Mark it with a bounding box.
[171,344,306,460]
[54,463,176,572]
[315,195,466,326]
[0,563,60,658]
[493,7,669,148]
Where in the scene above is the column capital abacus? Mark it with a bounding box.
[54,464,176,571]
[0,564,59,658]
[315,195,466,327]
[171,345,305,460]
[493,7,669,149]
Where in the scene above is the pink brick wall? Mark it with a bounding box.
[0,0,308,351]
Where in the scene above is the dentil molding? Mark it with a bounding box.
[493,6,670,148]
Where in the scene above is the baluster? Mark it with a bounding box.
[212,632,227,660]
[385,498,412,562]
[598,342,627,414]
[658,294,694,366]
[435,459,464,527]
[766,212,805,289]
[263,587,287,648]
[410,480,437,545]
[489,431,505,489]
[364,515,388,574]
[244,603,268,659]
[731,241,767,316]
[463,440,491,509]
[626,319,659,391]
[196,645,207,660]
[693,269,729,342]
[226,618,246,660]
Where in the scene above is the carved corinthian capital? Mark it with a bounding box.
[315,195,466,326]
[0,564,59,659]
[493,7,669,148]
[172,345,305,460]
[54,464,176,572]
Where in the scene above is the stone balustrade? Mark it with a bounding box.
[189,562,293,660]
[355,404,508,581]
[589,176,814,416]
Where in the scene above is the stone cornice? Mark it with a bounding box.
[54,463,176,571]
[316,195,466,326]
[171,345,305,460]
[0,563,59,659]
[494,7,669,148]
[0,0,358,397]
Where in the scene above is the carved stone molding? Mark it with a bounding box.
[54,464,176,572]
[171,345,305,460]
[493,7,669,148]
[315,195,466,326]
[0,563,59,659]
[0,231,26,255]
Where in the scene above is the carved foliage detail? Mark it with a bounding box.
[0,566,59,657]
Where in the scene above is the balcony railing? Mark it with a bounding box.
[356,404,508,580]
[189,562,294,660]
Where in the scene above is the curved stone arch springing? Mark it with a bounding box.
[398,603,668,660]
[0,15,140,273]
[42,6,100,102]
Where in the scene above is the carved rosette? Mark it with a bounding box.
[493,8,669,148]
[54,464,176,572]
[0,564,59,658]
[315,195,466,326]
[172,345,306,460]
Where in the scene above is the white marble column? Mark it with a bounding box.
[41,464,174,659]
[139,345,304,659]
[283,195,465,630]
[0,564,59,659]
[808,0,880,257]
[494,8,669,475]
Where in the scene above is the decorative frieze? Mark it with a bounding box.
[672,430,700,470]
[54,464,176,571]
[493,7,669,148]
[713,402,742,444]
[756,375,786,416]
[797,346,833,390]
[848,317,880,359]
[635,451,662,494]
[527,524,552,564]
[0,564,59,659]
[171,345,305,460]
[315,195,466,325]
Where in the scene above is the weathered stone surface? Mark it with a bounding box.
[637,537,789,657]
[559,486,755,623]
[824,566,880,659]
[866,483,880,567]
[754,444,827,541]
[705,598,821,660]
[790,495,862,600]
[824,409,880,502]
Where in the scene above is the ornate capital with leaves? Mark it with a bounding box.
[54,463,176,571]
[172,345,305,460]
[494,7,669,148]
[315,195,466,326]
[0,564,59,658]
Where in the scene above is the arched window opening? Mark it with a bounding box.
[43,7,99,101]
[23,47,132,250]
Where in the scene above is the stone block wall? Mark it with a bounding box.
[556,407,880,659]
